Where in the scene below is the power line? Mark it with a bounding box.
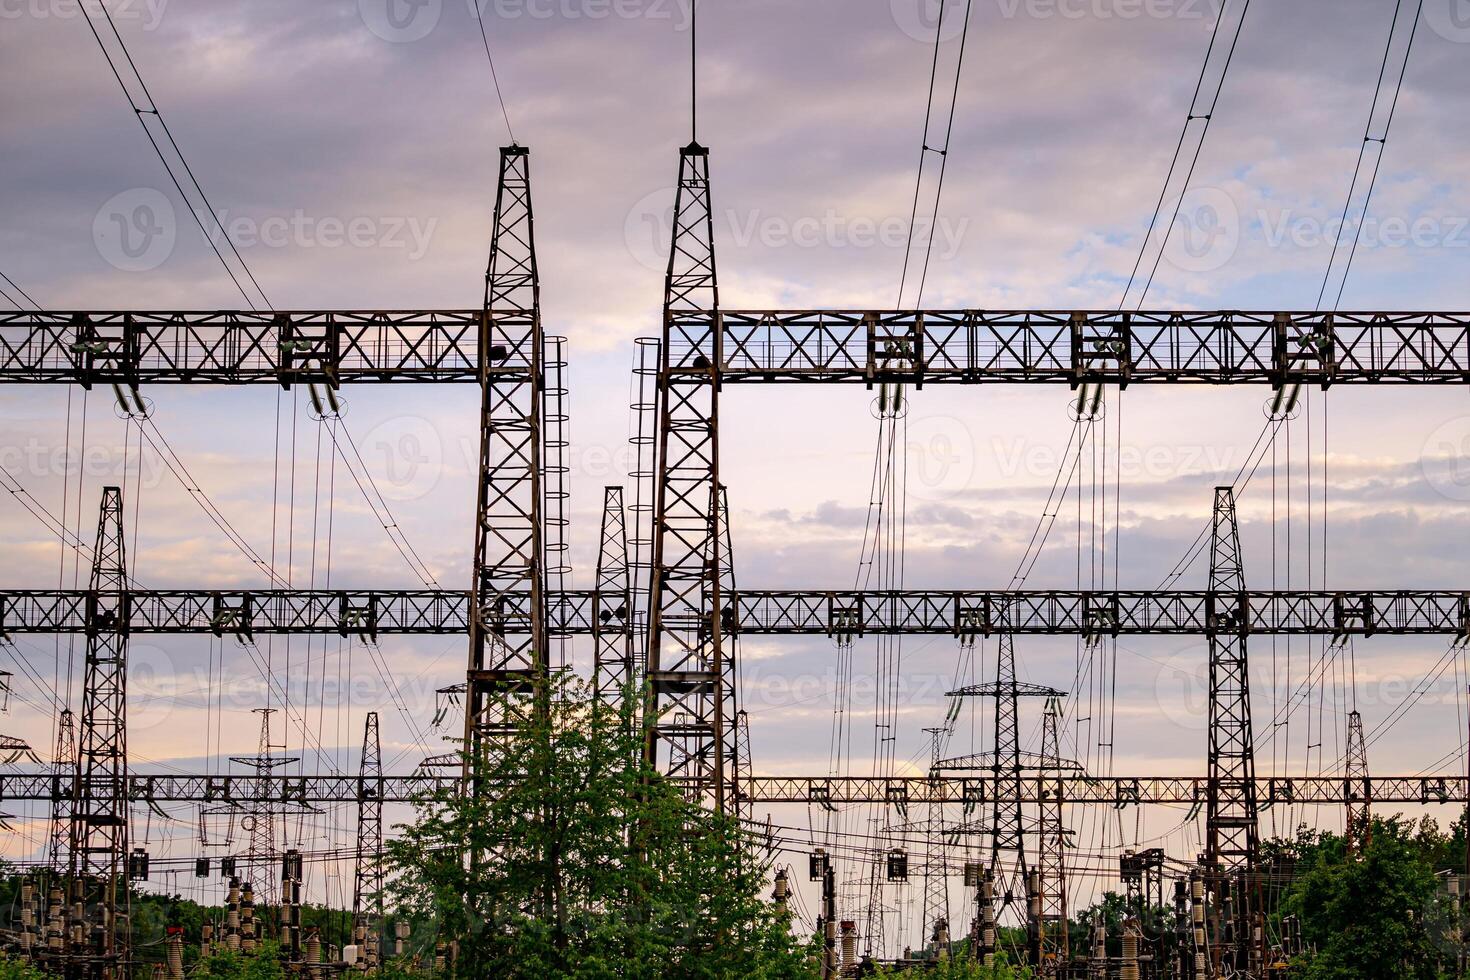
[77,0,271,309]
[470,0,517,143]
[1317,0,1424,311]
[1118,0,1253,309]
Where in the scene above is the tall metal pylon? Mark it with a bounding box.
[353,711,383,973]
[49,708,77,873]
[464,144,547,779]
[592,486,633,710]
[644,141,733,810]
[919,727,950,960]
[1205,485,1259,976]
[68,485,130,974]
[1035,697,1069,975]
[1344,709,1371,858]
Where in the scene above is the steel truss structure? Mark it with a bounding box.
[8,310,1470,386]
[0,773,1461,807]
[5,587,1470,636]
[463,144,548,775]
[68,487,130,972]
[643,142,737,809]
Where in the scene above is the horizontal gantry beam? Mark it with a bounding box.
[6,310,1470,385]
[3,589,1467,637]
[715,310,1470,384]
[0,773,1456,806]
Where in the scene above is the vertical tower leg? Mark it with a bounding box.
[69,485,130,975]
[644,141,730,809]
[464,144,547,779]
[991,632,1028,945]
[353,711,383,973]
[1205,486,1259,977]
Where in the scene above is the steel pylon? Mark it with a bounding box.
[464,144,548,779]
[68,486,130,975]
[644,141,735,811]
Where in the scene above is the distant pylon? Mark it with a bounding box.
[353,712,383,972]
[919,727,950,960]
[230,707,295,908]
[48,708,77,873]
[1035,697,1069,975]
[1344,709,1371,858]
[592,486,633,712]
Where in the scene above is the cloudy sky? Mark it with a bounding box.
[4,0,1470,939]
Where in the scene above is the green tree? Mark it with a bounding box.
[386,674,814,978]
[0,954,47,980]
[1281,816,1457,979]
[193,941,287,979]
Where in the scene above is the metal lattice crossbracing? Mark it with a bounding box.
[0,773,1461,806]
[69,487,130,970]
[644,142,735,810]
[463,145,548,775]
[8,309,1470,385]
[4,587,1468,636]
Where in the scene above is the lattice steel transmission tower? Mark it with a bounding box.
[1205,485,1260,975]
[231,707,294,908]
[919,727,951,960]
[1344,709,1371,857]
[353,711,384,972]
[68,485,130,973]
[593,486,633,709]
[644,141,738,810]
[1035,697,1069,975]
[949,627,1064,940]
[49,708,77,873]
[464,144,548,777]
